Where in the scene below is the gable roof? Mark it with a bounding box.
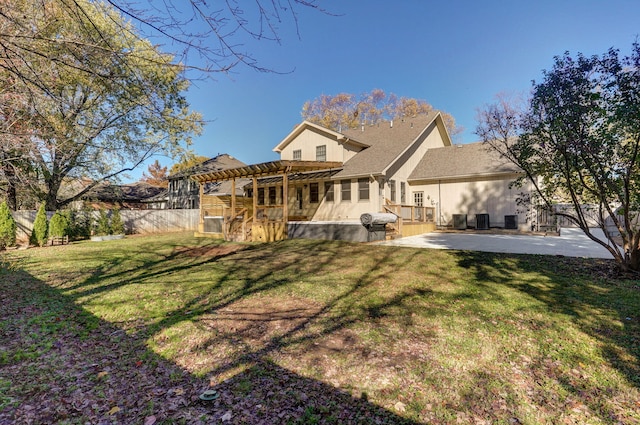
[408,142,522,182]
[334,111,450,178]
[170,154,247,180]
[273,121,369,153]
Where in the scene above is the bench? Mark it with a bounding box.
[49,235,69,246]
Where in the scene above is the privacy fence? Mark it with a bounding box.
[13,209,200,241]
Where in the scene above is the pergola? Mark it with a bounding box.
[191,160,343,241]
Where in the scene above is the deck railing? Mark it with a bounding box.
[385,202,435,223]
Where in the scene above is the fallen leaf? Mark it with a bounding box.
[97,371,108,378]
[108,406,121,415]
[222,411,232,421]
[394,401,406,412]
[144,415,157,425]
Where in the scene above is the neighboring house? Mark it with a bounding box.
[167,154,248,209]
[191,112,529,242]
[140,188,168,210]
[81,182,166,209]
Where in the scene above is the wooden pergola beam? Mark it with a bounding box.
[190,160,343,184]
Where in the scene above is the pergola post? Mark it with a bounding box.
[231,178,236,214]
[198,182,204,233]
[282,172,289,234]
[252,176,258,225]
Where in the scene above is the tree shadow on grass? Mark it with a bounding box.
[454,250,640,403]
[0,242,423,424]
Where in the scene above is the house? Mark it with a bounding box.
[167,154,248,209]
[408,141,533,229]
[81,181,166,209]
[191,112,529,242]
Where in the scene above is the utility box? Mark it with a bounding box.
[452,214,467,230]
[476,214,490,230]
[504,215,518,230]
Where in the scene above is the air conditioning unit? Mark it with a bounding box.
[452,214,467,230]
[476,214,490,230]
[504,215,518,230]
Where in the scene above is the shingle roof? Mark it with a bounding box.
[204,179,251,196]
[170,154,247,180]
[408,142,521,181]
[334,112,443,178]
[84,182,166,202]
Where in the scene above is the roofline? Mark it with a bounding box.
[407,170,523,183]
[191,160,343,183]
[380,112,452,175]
[272,121,370,153]
[330,172,384,180]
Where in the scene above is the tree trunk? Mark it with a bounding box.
[5,182,16,211]
[45,179,61,211]
[629,248,640,273]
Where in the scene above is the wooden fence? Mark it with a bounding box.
[12,209,200,240]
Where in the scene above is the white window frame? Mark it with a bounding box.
[358,178,370,201]
[316,145,327,162]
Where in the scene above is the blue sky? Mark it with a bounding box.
[135,0,640,180]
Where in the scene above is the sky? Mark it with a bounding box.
[131,0,640,181]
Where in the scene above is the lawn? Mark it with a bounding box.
[0,232,638,424]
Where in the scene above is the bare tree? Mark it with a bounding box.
[302,89,463,137]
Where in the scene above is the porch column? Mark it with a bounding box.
[231,178,236,213]
[253,176,258,224]
[198,182,204,233]
[282,172,289,226]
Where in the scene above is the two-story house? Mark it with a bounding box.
[167,154,248,209]
[191,112,530,242]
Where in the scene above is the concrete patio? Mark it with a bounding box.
[378,227,615,259]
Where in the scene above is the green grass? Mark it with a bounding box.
[1,232,639,424]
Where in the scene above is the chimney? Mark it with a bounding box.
[390,120,393,128]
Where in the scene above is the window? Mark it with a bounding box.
[316,145,326,162]
[293,149,302,160]
[258,188,265,205]
[296,186,303,209]
[414,191,424,206]
[268,186,277,205]
[341,180,351,202]
[400,182,406,204]
[324,181,334,202]
[389,180,396,203]
[310,182,319,203]
[358,178,370,201]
